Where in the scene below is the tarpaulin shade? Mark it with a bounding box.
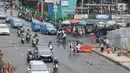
[61,20,71,24]
[106,20,116,25]
[70,19,80,23]
[79,20,87,25]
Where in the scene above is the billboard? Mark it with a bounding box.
[45,0,53,3]
[118,3,127,11]
[61,1,69,6]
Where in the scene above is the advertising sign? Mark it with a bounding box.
[61,1,69,6]
[45,0,53,3]
[118,3,127,11]
[74,15,84,19]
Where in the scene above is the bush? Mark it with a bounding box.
[0,50,3,55]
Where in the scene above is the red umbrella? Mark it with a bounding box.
[70,19,80,24]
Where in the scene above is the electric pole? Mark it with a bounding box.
[81,0,84,14]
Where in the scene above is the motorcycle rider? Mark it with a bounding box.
[27,49,32,56]
[57,30,61,39]
[26,29,31,42]
[53,57,59,65]
[20,26,25,34]
[53,57,59,73]
[63,32,66,42]
[10,10,12,16]
[33,48,38,60]
[34,33,38,38]
[48,41,53,51]
[17,26,21,36]
[27,49,33,63]
[34,33,39,44]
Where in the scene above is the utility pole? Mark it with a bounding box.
[41,0,43,16]
[81,0,84,14]
[101,0,103,14]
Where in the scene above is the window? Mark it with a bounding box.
[46,24,54,28]
[32,65,48,71]
[0,26,8,28]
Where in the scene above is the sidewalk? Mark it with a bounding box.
[91,44,130,71]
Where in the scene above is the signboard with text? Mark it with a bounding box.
[45,0,53,3]
[61,1,69,6]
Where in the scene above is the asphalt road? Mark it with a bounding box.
[0,8,129,73]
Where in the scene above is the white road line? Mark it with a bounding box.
[14,46,18,49]
[21,53,24,57]
[9,40,12,43]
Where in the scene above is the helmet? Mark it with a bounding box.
[28,49,31,51]
[27,29,30,31]
[54,57,57,60]
[49,41,52,44]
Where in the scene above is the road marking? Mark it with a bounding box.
[21,53,24,57]
[14,46,18,49]
[9,40,12,43]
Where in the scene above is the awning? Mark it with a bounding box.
[106,20,116,25]
[61,20,71,24]
[70,19,80,24]
[79,20,87,25]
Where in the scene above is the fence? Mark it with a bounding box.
[107,27,130,51]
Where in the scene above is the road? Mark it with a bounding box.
[0,8,129,73]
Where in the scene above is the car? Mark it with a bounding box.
[26,60,50,73]
[0,13,7,19]
[6,17,11,23]
[0,24,10,35]
[36,46,53,62]
[40,22,57,35]
[10,17,23,28]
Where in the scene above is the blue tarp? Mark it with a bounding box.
[96,14,110,19]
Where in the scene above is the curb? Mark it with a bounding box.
[93,49,130,71]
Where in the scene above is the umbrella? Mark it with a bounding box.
[70,19,80,24]
[61,20,71,24]
[79,20,87,25]
[106,20,116,25]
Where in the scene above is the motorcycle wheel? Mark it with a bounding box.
[21,41,24,44]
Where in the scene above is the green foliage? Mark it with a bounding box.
[0,50,3,55]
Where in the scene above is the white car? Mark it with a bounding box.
[0,13,7,19]
[0,24,10,35]
[26,60,50,73]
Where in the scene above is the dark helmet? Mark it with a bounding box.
[27,29,30,31]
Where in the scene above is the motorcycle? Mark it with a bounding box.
[32,39,37,47]
[20,28,24,34]
[27,55,33,63]
[33,51,39,60]
[21,37,25,44]
[53,64,59,73]
[17,30,21,37]
[35,36,39,44]
[26,34,30,43]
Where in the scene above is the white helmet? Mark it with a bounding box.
[28,49,31,51]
